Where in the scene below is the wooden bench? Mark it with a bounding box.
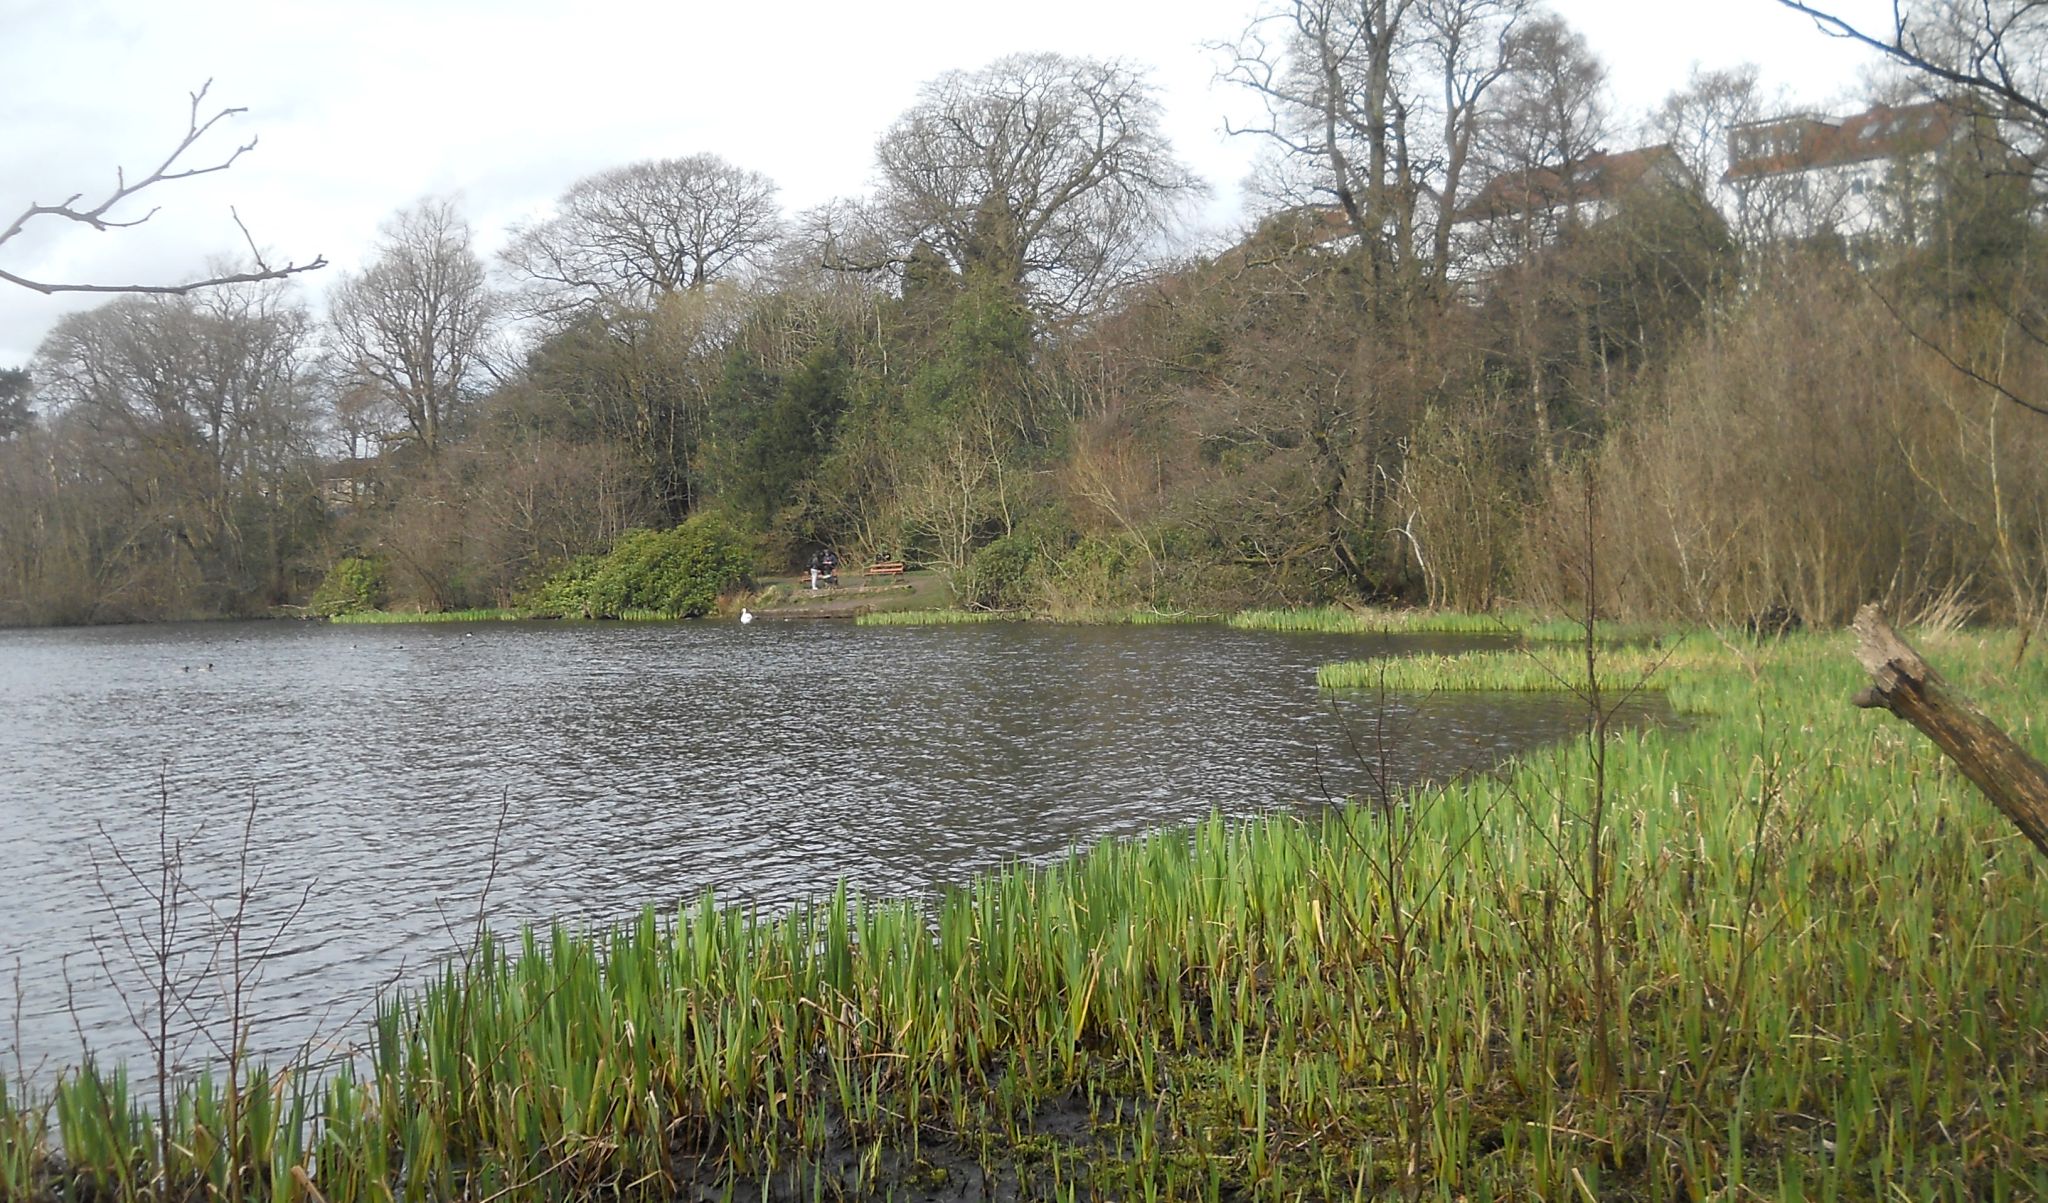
[864,560,907,578]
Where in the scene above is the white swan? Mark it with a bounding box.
[740,608,755,624]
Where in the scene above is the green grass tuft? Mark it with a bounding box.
[856,608,1020,626]
[1229,605,1668,640]
[326,608,526,624]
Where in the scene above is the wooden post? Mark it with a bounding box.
[1851,604,2048,859]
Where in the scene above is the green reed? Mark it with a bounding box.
[861,605,1214,626]
[10,626,2047,1200]
[326,608,527,624]
[855,608,1021,625]
[328,607,704,625]
[1316,635,1736,698]
[1044,606,1217,625]
[1229,606,1665,641]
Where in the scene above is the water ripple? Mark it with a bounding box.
[1,618,1616,1088]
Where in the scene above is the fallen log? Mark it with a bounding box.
[1851,604,2048,859]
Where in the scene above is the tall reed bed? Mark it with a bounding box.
[1229,606,1664,641]
[327,608,703,625]
[1316,634,1735,698]
[8,630,2047,1200]
[1043,606,1216,625]
[855,608,1019,626]
[862,606,1213,627]
[1227,605,1387,633]
[327,608,528,624]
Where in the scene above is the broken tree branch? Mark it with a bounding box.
[1851,603,2048,858]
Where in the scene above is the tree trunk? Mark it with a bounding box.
[1850,604,2048,859]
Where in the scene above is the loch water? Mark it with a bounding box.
[1,618,1621,1087]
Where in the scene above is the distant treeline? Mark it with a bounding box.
[2,3,2043,634]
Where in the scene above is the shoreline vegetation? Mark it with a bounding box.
[854,602,1671,639]
[311,599,1631,634]
[5,614,2046,1200]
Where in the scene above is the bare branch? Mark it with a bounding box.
[1774,1,2048,126]
[1,80,326,295]
[0,258,327,297]
[1858,275,2048,418]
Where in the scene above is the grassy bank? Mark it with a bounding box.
[6,625,2047,1200]
[856,606,1215,627]
[326,607,703,624]
[859,602,1656,638]
[326,608,531,624]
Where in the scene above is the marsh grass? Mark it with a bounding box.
[1230,606,1665,641]
[859,606,1214,626]
[1317,635,1736,700]
[862,603,1649,637]
[856,608,1021,626]
[327,608,697,625]
[9,629,2048,1200]
[1043,606,1218,625]
[327,608,527,624]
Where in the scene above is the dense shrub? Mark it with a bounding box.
[953,532,1040,611]
[1041,535,1141,613]
[528,517,753,618]
[1520,265,2048,628]
[309,556,389,617]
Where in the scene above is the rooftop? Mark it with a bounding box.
[1723,100,1959,183]
[1455,144,1682,223]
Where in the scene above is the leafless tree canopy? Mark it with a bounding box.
[1775,1,2048,420]
[501,155,782,314]
[37,283,314,468]
[14,280,322,618]
[1652,66,1771,192]
[1484,15,1608,188]
[0,81,325,297]
[327,200,494,456]
[1220,0,1535,294]
[1777,0,2048,144]
[859,52,1205,316]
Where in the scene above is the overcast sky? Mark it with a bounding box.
[0,0,1896,366]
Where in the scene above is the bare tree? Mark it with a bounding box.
[0,82,324,296]
[25,279,322,615]
[846,53,1204,317]
[1778,0,2048,423]
[1650,64,1795,251]
[327,199,494,458]
[1652,65,1771,195]
[1220,0,1533,298]
[0,367,29,439]
[501,155,782,313]
[1418,0,1537,276]
[1444,14,1615,467]
[1443,17,1611,273]
[1221,0,1421,303]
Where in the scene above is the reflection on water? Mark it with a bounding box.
[0,618,1639,1086]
